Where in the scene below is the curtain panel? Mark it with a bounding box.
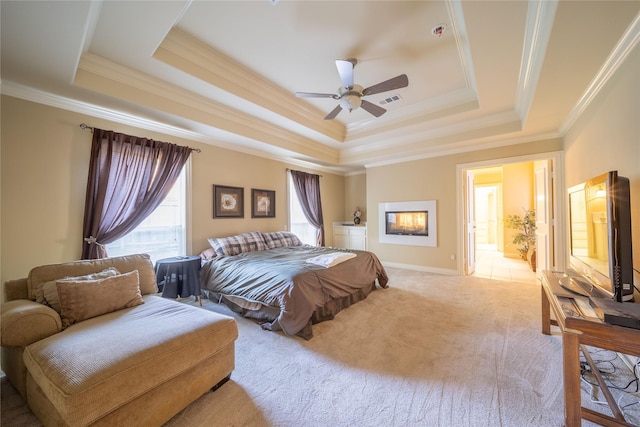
[290,170,325,246]
[81,128,192,259]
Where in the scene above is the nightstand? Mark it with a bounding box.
[154,256,202,305]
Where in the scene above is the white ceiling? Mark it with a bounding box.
[2,1,639,173]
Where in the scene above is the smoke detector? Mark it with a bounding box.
[432,24,446,38]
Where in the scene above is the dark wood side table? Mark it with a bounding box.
[155,256,202,305]
[541,270,640,427]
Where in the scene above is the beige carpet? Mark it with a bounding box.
[3,267,639,426]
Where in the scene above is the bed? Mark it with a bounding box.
[200,231,388,339]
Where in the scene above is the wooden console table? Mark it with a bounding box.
[541,270,640,426]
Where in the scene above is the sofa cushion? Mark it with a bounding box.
[57,270,144,328]
[36,267,121,314]
[23,296,238,426]
[27,254,157,300]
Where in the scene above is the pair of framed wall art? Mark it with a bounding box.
[213,185,275,218]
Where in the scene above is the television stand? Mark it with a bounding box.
[541,270,640,426]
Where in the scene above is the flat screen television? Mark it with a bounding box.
[568,170,634,302]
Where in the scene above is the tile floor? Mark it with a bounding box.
[471,248,539,285]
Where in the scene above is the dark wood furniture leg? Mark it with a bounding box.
[542,285,551,335]
[562,330,582,426]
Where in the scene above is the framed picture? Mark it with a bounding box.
[213,185,244,218]
[251,189,275,218]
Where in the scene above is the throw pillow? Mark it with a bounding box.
[57,270,144,328]
[36,267,121,314]
[262,231,304,248]
[208,231,268,257]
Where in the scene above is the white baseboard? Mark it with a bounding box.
[382,261,458,276]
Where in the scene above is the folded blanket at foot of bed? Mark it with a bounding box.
[306,252,356,268]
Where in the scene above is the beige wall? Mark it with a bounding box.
[366,139,562,272]
[563,41,640,285]
[344,172,367,222]
[0,96,345,291]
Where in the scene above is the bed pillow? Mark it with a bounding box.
[208,231,268,257]
[262,231,304,249]
[199,247,217,261]
[35,267,121,314]
[57,270,144,328]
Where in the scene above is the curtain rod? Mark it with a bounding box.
[286,168,322,177]
[79,123,201,153]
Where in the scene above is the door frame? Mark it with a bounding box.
[456,151,566,275]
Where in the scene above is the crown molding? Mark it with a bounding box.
[154,27,346,142]
[1,80,353,175]
[559,12,640,135]
[362,131,562,169]
[346,88,479,141]
[515,0,558,123]
[340,110,529,166]
[75,53,339,163]
[446,0,477,92]
[0,80,563,175]
[343,109,521,158]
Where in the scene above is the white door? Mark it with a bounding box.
[466,171,476,274]
[534,160,553,276]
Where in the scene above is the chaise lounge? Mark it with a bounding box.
[1,253,238,426]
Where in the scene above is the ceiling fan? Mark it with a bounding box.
[295,58,409,120]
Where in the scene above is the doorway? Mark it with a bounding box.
[475,183,502,251]
[456,152,565,283]
[471,168,535,284]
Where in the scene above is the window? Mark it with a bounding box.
[288,174,316,246]
[105,166,186,264]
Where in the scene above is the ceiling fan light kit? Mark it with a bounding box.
[295,58,409,120]
[339,85,363,112]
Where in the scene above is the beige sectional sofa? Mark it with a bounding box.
[1,254,238,426]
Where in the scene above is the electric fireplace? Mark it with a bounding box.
[385,211,428,236]
[379,201,437,247]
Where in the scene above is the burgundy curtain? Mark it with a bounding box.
[290,170,325,246]
[81,128,192,259]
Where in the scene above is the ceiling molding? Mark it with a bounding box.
[75,52,340,164]
[515,0,558,123]
[0,80,350,175]
[560,12,640,135]
[346,88,479,141]
[154,27,346,142]
[340,110,524,165]
[446,0,477,92]
[343,109,522,158]
[362,131,562,169]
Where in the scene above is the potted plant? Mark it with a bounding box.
[504,209,537,270]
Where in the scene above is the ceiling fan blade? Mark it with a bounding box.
[362,74,409,96]
[360,100,387,117]
[335,59,356,89]
[296,92,338,99]
[324,105,342,120]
